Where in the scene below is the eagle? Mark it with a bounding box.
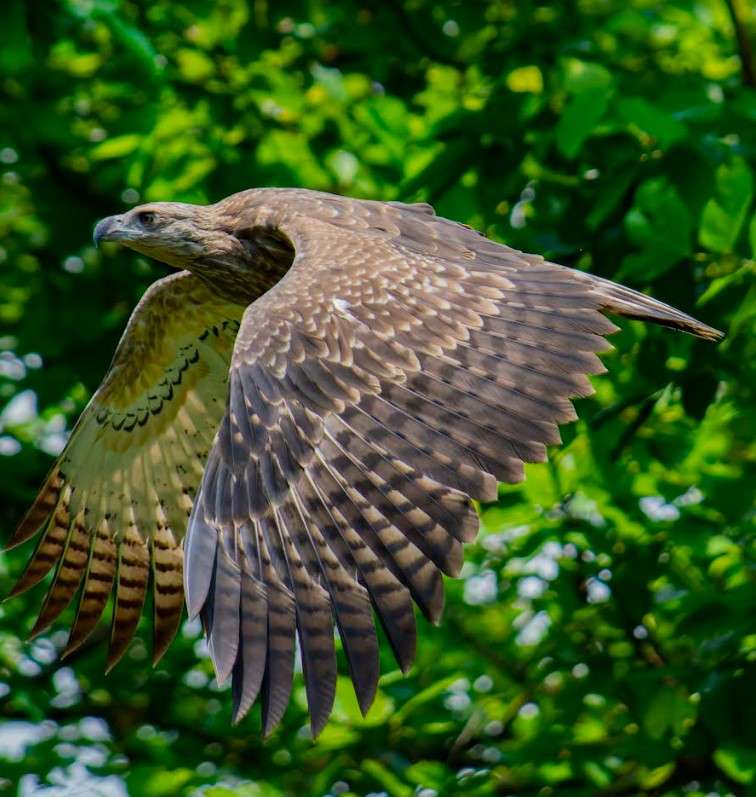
[8,188,721,736]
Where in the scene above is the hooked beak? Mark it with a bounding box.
[93,215,128,248]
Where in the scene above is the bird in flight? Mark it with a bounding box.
[8,188,721,736]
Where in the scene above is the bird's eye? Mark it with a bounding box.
[137,211,156,227]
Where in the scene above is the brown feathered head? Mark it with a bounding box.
[93,202,243,269]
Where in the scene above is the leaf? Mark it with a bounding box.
[586,165,638,230]
[573,716,607,744]
[507,66,544,93]
[616,97,687,149]
[699,158,754,253]
[562,58,613,93]
[405,761,447,789]
[728,281,756,339]
[698,261,755,305]
[362,760,413,797]
[642,687,695,740]
[714,745,756,784]
[584,761,611,788]
[556,88,610,159]
[203,785,283,797]
[126,768,196,797]
[391,674,461,724]
[331,676,395,727]
[555,59,613,159]
[306,723,359,752]
[620,178,692,280]
[89,3,161,79]
[639,762,676,789]
[539,762,573,784]
[176,49,215,82]
[90,134,142,160]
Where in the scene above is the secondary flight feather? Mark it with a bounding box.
[8,188,722,736]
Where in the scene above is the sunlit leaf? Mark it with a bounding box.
[714,745,756,784]
[90,134,142,160]
[507,66,544,94]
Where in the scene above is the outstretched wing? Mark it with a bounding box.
[8,271,244,668]
[185,190,721,735]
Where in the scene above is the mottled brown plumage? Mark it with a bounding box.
[10,188,722,736]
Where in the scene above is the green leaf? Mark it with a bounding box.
[507,65,544,93]
[405,761,447,789]
[616,97,687,149]
[642,687,695,740]
[574,715,607,744]
[639,762,676,789]
[586,166,637,230]
[202,785,283,797]
[621,177,692,279]
[89,3,161,79]
[555,59,613,158]
[362,760,413,797]
[90,134,142,160]
[698,261,755,305]
[331,676,394,726]
[699,157,754,253]
[392,674,461,723]
[556,88,610,159]
[584,761,612,788]
[714,745,756,784]
[562,58,613,93]
[311,723,359,751]
[127,768,196,797]
[176,49,215,82]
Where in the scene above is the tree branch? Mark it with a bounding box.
[724,0,755,88]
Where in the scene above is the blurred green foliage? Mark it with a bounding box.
[0,1,754,795]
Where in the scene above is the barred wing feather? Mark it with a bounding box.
[183,192,721,736]
[8,272,243,668]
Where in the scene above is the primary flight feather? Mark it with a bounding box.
[9,188,722,736]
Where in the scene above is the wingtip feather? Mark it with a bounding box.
[6,469,65,552]
[184,500,219,620]
[206,546,242,686]
[588,275,725,342]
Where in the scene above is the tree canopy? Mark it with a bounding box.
[0,1,754,796]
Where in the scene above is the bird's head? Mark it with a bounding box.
[93,202,244,269]
[93,194,295,302]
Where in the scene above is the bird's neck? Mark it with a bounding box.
[188,224,295,305]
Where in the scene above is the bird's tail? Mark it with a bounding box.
[586,274,724,341]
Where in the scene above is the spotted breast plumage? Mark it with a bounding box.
[9,188,722,736]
